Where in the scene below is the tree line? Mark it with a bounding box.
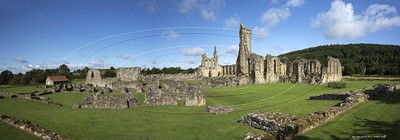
[140,67,197,75]
[279,43,400,75]
[0,64,89,86]
[0,65,198,85]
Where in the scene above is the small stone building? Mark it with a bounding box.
[46,76,69,86]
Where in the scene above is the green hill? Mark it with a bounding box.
[279,44,400,75]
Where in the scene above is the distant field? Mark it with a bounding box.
[343,76,400,81]
[70,79,85,84]
[0,80,398,139]
[0,85,48,94]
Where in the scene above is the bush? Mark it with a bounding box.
[328,82,346,89]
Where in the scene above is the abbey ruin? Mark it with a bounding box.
[84,23,342,107]
[197,23,342,85]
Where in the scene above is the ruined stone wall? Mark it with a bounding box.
[86,67,142,89]
[265,55,280,83]
[236,23,252,85]
[304,59,322,84]
[197,46,223,77]
[117,67,140,81]
[321,56,342,83]
[221,64,237,76]
[144,79,206,106]
[73,93,138,109]
[145,73,198,80]
[250,53,265,84]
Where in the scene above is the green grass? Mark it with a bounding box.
[297,90,400,139]
[0,121,41,140]
[70,79,86,84]
[0,80,398,139]
[0,85,48,93]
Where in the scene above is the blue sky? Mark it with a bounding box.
[1,0,399,73]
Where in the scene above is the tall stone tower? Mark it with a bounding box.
[213,46,218,67]
[236,23,252,84]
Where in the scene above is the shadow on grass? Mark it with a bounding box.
[293,131,350,140]
[371,90,400,105]
[348,117,400,140]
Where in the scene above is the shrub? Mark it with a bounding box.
[328,82,346,89]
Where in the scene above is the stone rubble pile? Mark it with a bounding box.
[144,79,206,106]
[244,132,276,140]
[205,105,234,115]
[239,84,399,140]
[0,114,66,140]
[73,92,138,109]
[202,76,239,88]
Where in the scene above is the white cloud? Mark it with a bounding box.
[185,59,198,64]
[115,54,133,60]
[142,0,160,12]
[178,0,197,14]
[224,45,239,56]
[16,57,29,63]
[253,26,270,39]
[253,0,303,39]
[285,0,305,8]
[261,7,290,26]
[224,16,240,29]
[177,0,225,21]
[312,0,400,39]
[90,60,105,67]
[181,47,205,56]
[161,30,180,40]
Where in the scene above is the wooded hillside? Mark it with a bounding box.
[279,44,400,75]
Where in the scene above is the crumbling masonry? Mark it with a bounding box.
[197,23,342,85]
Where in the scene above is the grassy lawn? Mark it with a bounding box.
[297,90,400,139]
[0,85,48,93]
[0,121,41,140]
[0,80,398,139]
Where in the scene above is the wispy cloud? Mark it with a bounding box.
[224,45,238,57]
[115,54,133,60]
[161,30,180,40]
[224,15,240,29]
[90,60,105,67]
[311,0,400,39]
[139,0,161,12]
[177,0,225,21]
[181,47,205,56]
[185,59,198,64]
[285,0,305,8]
[16,57,29,63]
[253,0,304,39]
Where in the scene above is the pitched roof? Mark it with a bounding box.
[47,76,69,82]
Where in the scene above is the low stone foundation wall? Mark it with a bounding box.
[0,114,66,140]
[205,105,234,115]
[73,93,138,109]
[0,92,62,107]
[240,84,398,140]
